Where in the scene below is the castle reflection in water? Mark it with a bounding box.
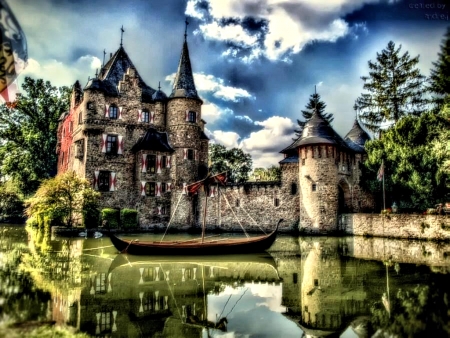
[3,227,450,337]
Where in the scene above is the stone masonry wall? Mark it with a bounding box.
[341,213,450,240]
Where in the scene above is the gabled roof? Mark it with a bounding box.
[84,46,163,103]
[169,40,201,101]
[131,128,175,153]
[344,119,371,153]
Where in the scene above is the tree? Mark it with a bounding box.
[251,166,281,181]
[209,144,252,183]
[355,41,427,133]
[25,172,100,228]
[0,181,24,221]
[361,101,450,209]
[0,77,70,195]
[429,27,450,111]
[294,92,332,139]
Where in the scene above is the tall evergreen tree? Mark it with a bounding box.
[429,27,450,110]
[294,92,332,139]
[355,41,427,133]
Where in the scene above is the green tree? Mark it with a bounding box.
[361,102,450,209]
[0,77,70,195]
[251,166,281,181]
[355,41,427,133]
[429,27,450,111]
[25,172,100,228]
[0,181,24,221]
[294,92,332,139]
[209,144,252,183]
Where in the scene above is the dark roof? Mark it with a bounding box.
[131,128,175,153]
[281,111,350,151]
[344,119,371,153]
[169,40,201,101]
[84,46,156,102]
[279,155,299,164]
[200,130,209,140]
[152,89,167,101]
[58,111,69,122]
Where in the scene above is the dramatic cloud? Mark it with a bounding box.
[202,101,233,124]
[207,129,241,148]
[166,72,253,102]
[185,0,388,62]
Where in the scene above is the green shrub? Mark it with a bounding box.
[101,208,120,229]
[121,209,138,229]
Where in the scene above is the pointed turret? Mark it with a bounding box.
[344,119,371,153]
[170,39,200,100]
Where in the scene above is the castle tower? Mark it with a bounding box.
[166,31,207,226]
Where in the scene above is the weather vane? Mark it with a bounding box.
[120,25,125,47]
[184,18,189,40]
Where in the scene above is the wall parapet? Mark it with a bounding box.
[341,213,450,241]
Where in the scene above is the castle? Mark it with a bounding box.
[57,30,374,233]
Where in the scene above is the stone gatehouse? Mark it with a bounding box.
[57,30,374,233]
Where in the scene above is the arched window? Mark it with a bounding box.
[291,183,297,195]
[109,105,118,119]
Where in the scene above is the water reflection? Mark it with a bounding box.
[1,225,449,337]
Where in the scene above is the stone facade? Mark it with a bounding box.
[57,33,375,233]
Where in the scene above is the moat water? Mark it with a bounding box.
[1,224,449,337]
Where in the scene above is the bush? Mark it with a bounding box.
[101,208,120,229]
[121,209,138,229]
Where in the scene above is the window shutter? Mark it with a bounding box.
[209,186,216,198]
[183,149,187,160]
[117,135,124,154]
[195,111,198,123]
[185,110,189,122]
[140,181,146,196]
[101,134,107,153]
[157,206,162,215]
[166,156,171,168]
[109,172,116,191]
[118,107,123,119]
[105,104,110,118]
[150,111,155,123]
[156,182,161,197]
[141,154,147,173]
[157,155,162,173]
[194,150,198,161]
[138,109,142,122]
[167,182,172,192]
[94,170,99,190]
[182,183,187,195]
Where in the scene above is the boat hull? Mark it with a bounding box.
[109,219,282,255]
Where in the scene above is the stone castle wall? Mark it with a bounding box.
[341,213,450,240]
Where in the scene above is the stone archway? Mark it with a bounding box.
[338,178,352,213]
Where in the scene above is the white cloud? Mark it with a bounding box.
[235,115,253,123]
[185,0,386,62]
[202,102,233,124]
[166,72,253,102]
[208,130,241,148]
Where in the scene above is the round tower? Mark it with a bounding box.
[295,110,350,232]
[166,33,206,227]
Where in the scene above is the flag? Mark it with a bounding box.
[377,161,384,181]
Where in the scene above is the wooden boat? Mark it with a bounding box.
[109,172,283,255]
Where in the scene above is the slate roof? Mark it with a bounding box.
[152,89,167,102]
[169,40,201,101]
[281,110,350,152]
[279,155,299,164]
[344,119,371,153]
[84,46,159,102]
[131,128,175,153]
[199,130,210,140]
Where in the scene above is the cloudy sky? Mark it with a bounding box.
[9,0,448,167]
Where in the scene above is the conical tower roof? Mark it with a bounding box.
[85,46,161,102]
[344,119,371,153]
[170,39,200,101]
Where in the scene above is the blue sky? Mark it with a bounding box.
[9,0,448,167]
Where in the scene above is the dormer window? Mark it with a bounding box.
[188,111,196,123]
[109,105,118,119]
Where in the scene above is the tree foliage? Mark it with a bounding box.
[295,92,332,139]
[0,77,70,195]
[208,144,252,183]
[361,102,450,209]
[0,181,24,220]
[251,166,281,181]
[355,41,427,133]
[429,27,450,111]
[25,172,100,228]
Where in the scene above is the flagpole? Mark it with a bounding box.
[382,160,386,211]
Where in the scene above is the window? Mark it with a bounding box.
[142,110,150,123]
[188,110,196,122]
[69,121,73,133]
[318,146,321,158]
[291,183,297,195]
[293,273,298,284]
[106,135,118,154]
[314,279,319,287]
[160,206,167,215]
[75,139,84,159]
[109,105,118,119]
[95,273,106,294]
[148,155,156,173]
[236,199,240,207]
[187,149,194,160]
[78,111,82,124]
[98,312,111,333]
[98,171,110,192]
[161,155,167,169]
[302,158,305,165]
[161,182,166,193]
[87,101,94,110]
[274,198,280,207]
[145,182,156,196]
[312,184,317,192]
